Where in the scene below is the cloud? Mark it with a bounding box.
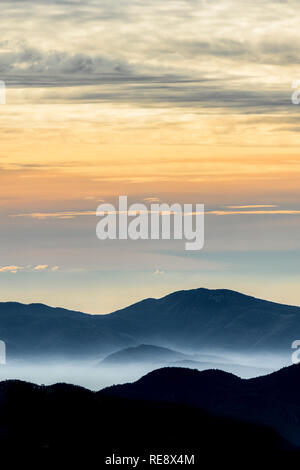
[11,206,300,220]
[154,269,165,275]
[225,205,278,209]
[11,210,95,219]
[83,196,105,202]
[208,210,300,216]
[0,265,59,274]
[33,265,48,270]
[143,197,161,203]
[0,265,23,273]
[0,47,135,88]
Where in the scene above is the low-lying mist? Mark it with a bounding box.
[0,349,292,391]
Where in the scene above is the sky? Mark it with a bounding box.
[1,0,300,313]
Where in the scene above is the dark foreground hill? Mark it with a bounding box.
[1,287,300,359]
[0,367,299,466]
[103,364,300,446]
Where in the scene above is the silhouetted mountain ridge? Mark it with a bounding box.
[0,365,300,465]
[105,288,300,351]
[1,287,300,358]
[103,364,300,445]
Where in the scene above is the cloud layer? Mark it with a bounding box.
[0,0,299,114]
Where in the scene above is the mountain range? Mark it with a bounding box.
[1,364,300,465]
[1,288,300,359]
[99,343,273,377]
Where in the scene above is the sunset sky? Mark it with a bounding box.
[1,0,300,312]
